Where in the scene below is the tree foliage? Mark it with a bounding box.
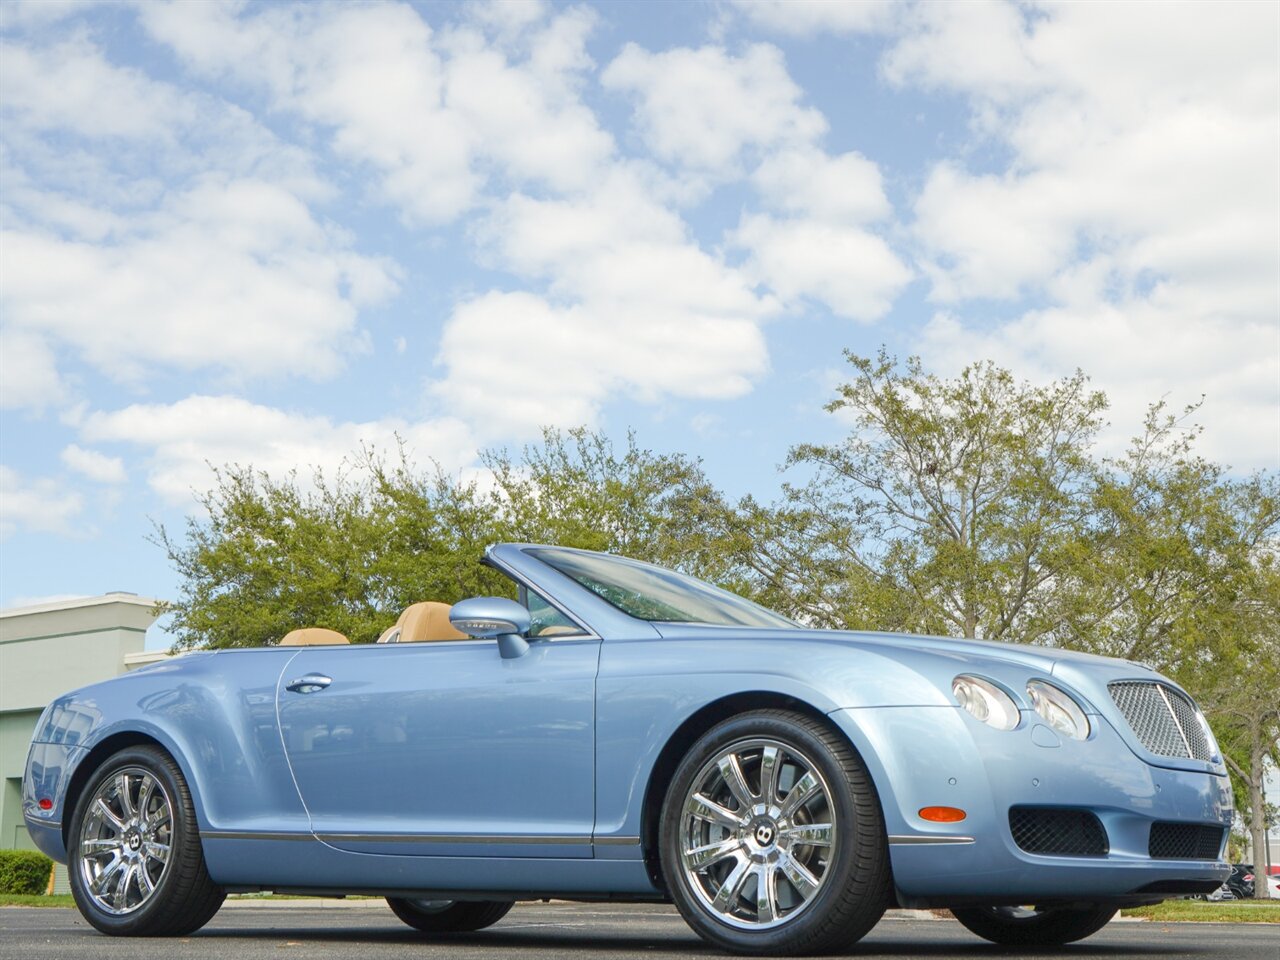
[765,351,1106,639]
[153,429,723,649]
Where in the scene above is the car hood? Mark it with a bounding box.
[652,622,1174,714]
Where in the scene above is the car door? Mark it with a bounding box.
[277,632,599,858]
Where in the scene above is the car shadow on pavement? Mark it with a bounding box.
[185,926,1207,957]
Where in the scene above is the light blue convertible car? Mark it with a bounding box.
[24,545,1232,954]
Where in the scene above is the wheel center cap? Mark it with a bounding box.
[754,821,776,846]
[127,832,142,852]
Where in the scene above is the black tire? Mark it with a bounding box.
[68,745,225,936]
[659,709,890,956]
[386,898,514,932]
[951,904,1118,945]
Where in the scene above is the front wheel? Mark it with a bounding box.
[386,897,513,932]
[660,709,890,956]
[68,745,225,935]
[951,904,1118,945]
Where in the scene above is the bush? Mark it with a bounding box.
[0,850,53,895]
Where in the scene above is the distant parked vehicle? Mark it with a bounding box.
[1225,864,1280,899]
[1227,864,1255,899]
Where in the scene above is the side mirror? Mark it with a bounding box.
[449,597,532,660]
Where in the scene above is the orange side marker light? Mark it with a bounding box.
[919,806,966,823]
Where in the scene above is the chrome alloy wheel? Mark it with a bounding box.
[77,767,174,915]
[678,738,837,930]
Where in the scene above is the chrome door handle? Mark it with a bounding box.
[285,674,332,694]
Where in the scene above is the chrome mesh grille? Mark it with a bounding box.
[1108,681,1212,761]
[1162,687,1211,760]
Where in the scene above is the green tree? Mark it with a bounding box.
[767,351,1106,637]
[1058,404,1280,671]
[483,427,731,577]
[153,464,397,649]
[1194,562,1280,896]
[154,429,732,648]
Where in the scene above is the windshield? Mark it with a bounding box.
[529,548,796,629]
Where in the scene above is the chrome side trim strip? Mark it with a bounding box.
[203,830,594,845]
[318,833,589,845]
[593,836,641,846]
[888,835,976,845]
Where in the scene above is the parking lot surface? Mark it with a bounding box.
[1,901,1276,959]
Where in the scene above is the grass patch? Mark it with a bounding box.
[0,894,75,908]
[1123,898,1280,923]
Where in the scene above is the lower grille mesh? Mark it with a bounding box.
[1149,822,1224,860]
[1009,807,1109,857]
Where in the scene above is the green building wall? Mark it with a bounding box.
[0,594,163,891]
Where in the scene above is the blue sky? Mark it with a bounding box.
[1,0,1277,636]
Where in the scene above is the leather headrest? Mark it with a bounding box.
[279,627,350,646]
[398,601,469,643]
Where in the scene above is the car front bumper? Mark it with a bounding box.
[828,705,1233,905]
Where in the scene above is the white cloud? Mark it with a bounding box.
[883,1,1279,470]
[730,0,897,37]
[60,444,126,484]
[0,33,326,198]
[920,300,1280,471]
[440,9,615,194]
[1,177,397,385]
[732,213,911,322]
[441,167,776,435]
[881,0,1039,102]
[139,1,476,224]
[0,35,192,140]
[0,0,94,31]
[602,43,825,173]
[79,395,477,505]
[751,147,890,223]
[0,327,67,411]
[139,1,614,222]
[0,465,83,539]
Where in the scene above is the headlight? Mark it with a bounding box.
[952,676,1020,730]
[1027,680,1090,740]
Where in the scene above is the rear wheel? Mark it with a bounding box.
[660,710,890,955]
[385,897,513,932]
[951,904,1118,945]
[68,745,224,935]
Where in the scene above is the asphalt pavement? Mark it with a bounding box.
[1,901,1276,959]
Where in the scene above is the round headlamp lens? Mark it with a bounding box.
[1027,680,1090,740]
[952,676,1019,731]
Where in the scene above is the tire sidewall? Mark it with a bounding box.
[68,746,195,935]
[660,712,873,952]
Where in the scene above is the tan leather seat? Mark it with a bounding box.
[279,627,350,646]
[397,601,469,643]
[538,625,582,637]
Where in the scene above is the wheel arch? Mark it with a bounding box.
[61,730,189,851]
[637,691,880,892]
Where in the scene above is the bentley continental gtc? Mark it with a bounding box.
[23,545,1232,954]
